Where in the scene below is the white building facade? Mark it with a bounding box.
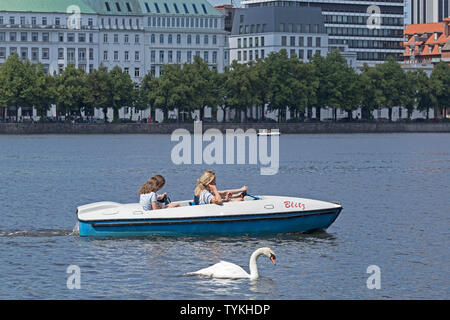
[0,0,228,121]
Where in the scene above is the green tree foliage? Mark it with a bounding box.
[84,65,111,121]
[430,61,450,118]
[1,51,449,124]
[55,64,87,118]
[109,66,135,122]
[0,54,36,121]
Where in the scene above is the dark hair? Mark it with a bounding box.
[153,175,166,188]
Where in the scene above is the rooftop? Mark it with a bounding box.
[0,0,223,17]
[0,0,96,14]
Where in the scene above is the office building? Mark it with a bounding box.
[229,5,330,64]
[411,0,450,24]
[241,0,406,67]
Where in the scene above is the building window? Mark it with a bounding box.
[316,37,321,47]
[187,34,192,44]
[114,34,119,43]
[114,51,119,61]
[104,34,108,43]
[203,51,208,62]
[151,50,155,63]
[307,37,312,47]
[89,48,94,60]
[281,36,286,46]
[31,48,39,61]
[68,33,75,42]
[237,51,241,61]
[298,36,304,47]
[159,50,164,63]
[261,36,264,46]
[299,49,304,59]
[135,34,139,43]
[58,48,64,59]
[290,36,295,46]
[10,32,16,42]
[204,35,208,45]
[42,33,49,42]
[79,48,86,61]
[0,47,6,59]
[177,34,181,44]
[151,34,155,44]
[21,32,27,42]
[124,51,129,61]
[67,48,75,63]
[159,34,164,44]
[135,51,140,61]
[168,50,173,63]
[42,48,49,60]
[176,50,181,63]
[187,51,192,63]
[168,34,172,44]
[79,33,86,43]
[103,50,108,60]
[59,33,64,42]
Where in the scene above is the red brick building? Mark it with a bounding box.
[403,17,450,65]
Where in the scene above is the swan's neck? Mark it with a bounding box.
[248,248,265,280]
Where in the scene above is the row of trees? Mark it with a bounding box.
[0,51,449,123]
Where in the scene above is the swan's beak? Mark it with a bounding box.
[270,254,276,265]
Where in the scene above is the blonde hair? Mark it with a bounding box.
[138,177,158,194]
[194,170,216,196]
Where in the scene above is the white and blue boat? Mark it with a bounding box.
[76,195,342,237]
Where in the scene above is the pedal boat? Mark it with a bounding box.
[76,195,342,237]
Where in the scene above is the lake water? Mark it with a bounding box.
[0,133,449,299]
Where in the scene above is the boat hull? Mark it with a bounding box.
[78,208,342,237]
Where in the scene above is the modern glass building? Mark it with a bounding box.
[241,0,406,67]
[410,0,450,24]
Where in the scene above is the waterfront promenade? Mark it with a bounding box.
[1,122,450,134]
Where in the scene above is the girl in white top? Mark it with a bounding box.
[194,170,248,205]
[139,175,180,211]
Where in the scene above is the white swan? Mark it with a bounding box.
[188,247,276,280]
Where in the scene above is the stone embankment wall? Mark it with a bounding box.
[0,122,449,134]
